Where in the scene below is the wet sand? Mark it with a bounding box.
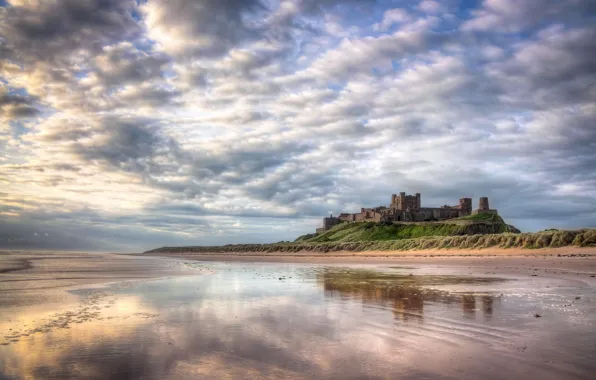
[0,250,204,308]
[143,247,596,284]
[1,250,595,379]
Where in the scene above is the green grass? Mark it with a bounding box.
[305,222,467,243]
[294,233,317,242]
[297,217,514,243]
[144,215,594,255]
[144,228,596,254]
[456,213,503,222]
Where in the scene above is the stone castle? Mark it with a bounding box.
[316,192,498,233]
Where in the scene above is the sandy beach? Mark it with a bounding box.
[143,245,596,259]
[142,245,596,264]
[0,250,203,309]
[3,248,596,309]
[2,250,596,379]
[142,247,596,287]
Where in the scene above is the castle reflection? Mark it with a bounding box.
[317,269,500,321]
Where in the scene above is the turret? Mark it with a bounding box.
[478,197,489,211]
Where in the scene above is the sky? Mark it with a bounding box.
[0,0,595,252]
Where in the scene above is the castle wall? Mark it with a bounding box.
[339,213,355,222]
[323,216,341,230]
[354,210,382,222]
[472,209,498,216]
[393,207,462,222]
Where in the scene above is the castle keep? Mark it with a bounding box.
[316,192,497,233]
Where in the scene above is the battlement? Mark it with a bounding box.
[391,192,421,210]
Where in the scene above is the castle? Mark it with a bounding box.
[316,192,498,233]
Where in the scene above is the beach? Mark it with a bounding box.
[142,245,596,264]
[0,250,203,309]
[1,250,595,379]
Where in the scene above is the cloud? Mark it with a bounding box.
[0,86,39,119]
[0,0,140,62]
[141,0,267,58]
[73,117,178,175]
[303,17,448,81]
[487,25,596,108]
[1,0,595,250]
[89,42,171,88]
[461,0,595,33]
[373,9,411,31]
[418,1,443,14]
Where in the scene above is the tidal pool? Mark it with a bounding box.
[1,261,595,379]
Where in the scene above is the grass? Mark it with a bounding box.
[294,233,317,242]
[304,222,466,242]
[296,217,515,243]
[145,229,596,254]
[456,213,503,222]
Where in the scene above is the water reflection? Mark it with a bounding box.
[482,295,494,319]
[318,269,502,321]
[1,263,594,380]
[0,294,161,380]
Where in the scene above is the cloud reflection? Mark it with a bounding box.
[0,265,588,380]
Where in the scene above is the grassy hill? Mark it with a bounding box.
[295,215,519,243]
[145,228,596,254]
[144,215,596,254]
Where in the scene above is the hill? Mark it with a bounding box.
[144,211,596,255]
[144,228,596,254]
[295,214,520,243]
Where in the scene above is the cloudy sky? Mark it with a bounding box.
[0,0,595,252]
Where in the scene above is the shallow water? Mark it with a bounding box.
[1,261,595,379]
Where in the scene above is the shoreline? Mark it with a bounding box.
[141,247,596,283]
[142,246,596,262]
[0,251,203,309]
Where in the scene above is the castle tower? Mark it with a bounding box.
[478,197,489,211]
[391,194,397,207]
[459,198,472,215]
[415,193,421,209]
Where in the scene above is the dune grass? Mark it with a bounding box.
[295,217,516,243]
[145,228,596,254]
